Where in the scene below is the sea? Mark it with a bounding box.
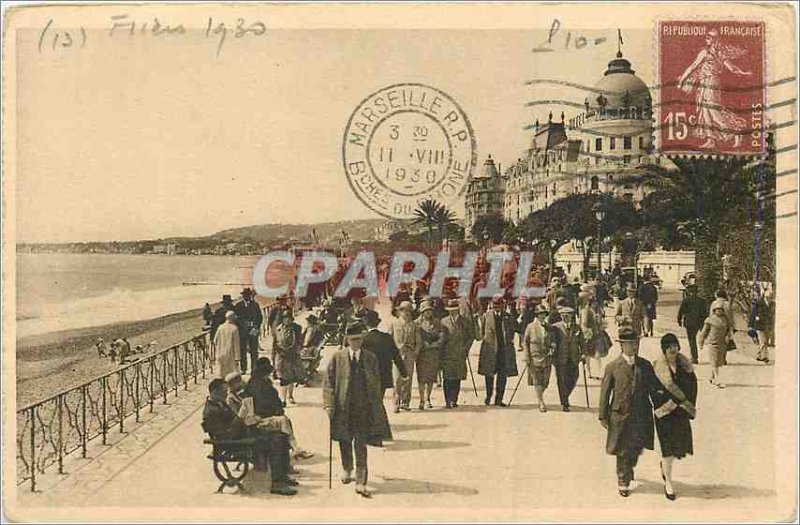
[16,253,261,339]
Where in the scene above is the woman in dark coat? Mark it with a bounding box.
[652,333,698,501]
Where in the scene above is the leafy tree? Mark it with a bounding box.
[433,204,457,248]
[471,213,509,244]
[412,198,442,251]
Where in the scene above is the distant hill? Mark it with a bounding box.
[207,219,392,243]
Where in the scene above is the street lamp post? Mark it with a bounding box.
[592,202,606,281]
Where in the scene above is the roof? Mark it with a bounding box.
[587,53,650,110]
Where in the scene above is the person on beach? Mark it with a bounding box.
[213,310,240,379]
[651,333,698,501]
[522,304,556,412]
[598,326,657,498]
[96,338,107,358]
[698,299,732,388]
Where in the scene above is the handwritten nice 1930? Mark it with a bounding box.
[38,14,266,58]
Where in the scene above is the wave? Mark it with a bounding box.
[16,283,243,339]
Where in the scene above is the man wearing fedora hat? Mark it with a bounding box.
[210,294,236,340]
[389,301,421,412]
[440,299,475,408]
[615,285,646,338]
[599,326,657,497]
[478,297,519,407]
[235,287,263,374]
[552,306,585,412]
[361,309,407,410]
[323,322,391,498]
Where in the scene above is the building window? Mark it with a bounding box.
[624,192,634,202]
[610,137,616,150]
[638,136,644,150]
[623,155,631,164]
[595,137,602,151]
[623,136,632,149]
[590,176,599,191]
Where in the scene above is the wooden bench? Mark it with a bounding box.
[202,435,259,493]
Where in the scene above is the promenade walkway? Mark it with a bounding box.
[13,290,787,521]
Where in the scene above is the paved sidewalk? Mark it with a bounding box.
[14,291,784,521]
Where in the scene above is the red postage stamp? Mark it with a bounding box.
[658,20,766,155]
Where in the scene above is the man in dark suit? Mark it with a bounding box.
[552,306,585,412]
[234,287,263,374]
[677,284,708,364]
[599,326,657,497]
[323,322,391,498]
[210,294,236,340]
[361,310,407,401]
[477,297,519,407]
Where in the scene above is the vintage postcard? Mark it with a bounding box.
[2,2,798,522]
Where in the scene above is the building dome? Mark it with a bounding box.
[479,154,499,179]
[586,52,651,111]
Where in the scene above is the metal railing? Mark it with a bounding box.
[15,332,214,492]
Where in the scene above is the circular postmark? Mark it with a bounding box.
[342,83,476,219]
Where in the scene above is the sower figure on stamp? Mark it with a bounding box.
[478,297,518,407]
[389,301,420,413]
[440,299,475,409]
[522,304,557,413]
[598,326,657,498]
[552,306,585,412]
[323,322,392,498]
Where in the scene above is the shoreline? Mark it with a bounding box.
[16,297,273,408]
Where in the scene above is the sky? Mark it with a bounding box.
[14,18,657,243]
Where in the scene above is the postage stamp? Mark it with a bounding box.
[657,20,766,155]
[342,83,476,219]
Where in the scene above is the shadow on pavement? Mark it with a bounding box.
[391,423,449,432]
[373,476,479,496]
[674,482,776,500]
[385,439,471,452]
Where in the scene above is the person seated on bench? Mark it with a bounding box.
[239,359,314,461]
[203,378,298,496]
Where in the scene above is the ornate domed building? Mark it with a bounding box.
[464,50,676,235]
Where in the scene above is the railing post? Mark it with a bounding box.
[81,386,87,458]
[183,343,189,390]
[173,347,179,396]
[193,342,198,385]
[149,358,155,413]
[29,408,36,492]
[135,363,140,423]
[119,368,125,433]
[101,377,107,445]
[57,395,64,474]
[162,353,168,404]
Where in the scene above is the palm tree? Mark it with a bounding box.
[433,205,457,249]
[412,199,442,251]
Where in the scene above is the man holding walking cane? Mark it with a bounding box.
[323,322,391,498]
[521,304,557,412]
[440,299,476,408]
